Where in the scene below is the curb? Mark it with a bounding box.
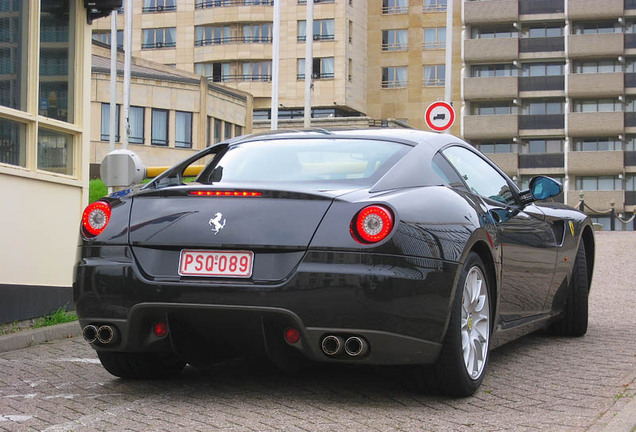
[0,321,82,354]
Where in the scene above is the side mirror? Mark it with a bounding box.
[521,176,562,204]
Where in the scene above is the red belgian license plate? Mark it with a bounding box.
[178,250,254,278]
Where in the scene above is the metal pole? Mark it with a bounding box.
[444,0,453,106]
[109,11,117,153]
[610,207,616,231]
[122,0,132,149]
[304,0,314,128]
[271,0,281,130]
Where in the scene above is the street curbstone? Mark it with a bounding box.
[0,321,81,354]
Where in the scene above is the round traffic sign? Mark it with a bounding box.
[425,101,455,132]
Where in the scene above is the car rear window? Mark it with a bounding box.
[197,138,410,186]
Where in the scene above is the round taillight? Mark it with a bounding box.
[351,205,394,244]
[284,327,301,344]
[153,322,168,338]
[82,201,111,237]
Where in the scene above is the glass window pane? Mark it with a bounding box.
[0,0,27,111]
[39,0,75,123]
[151,109,168,145]
[175,111,192,148]
[0,117,26,167]
[130,106,144,144]
[37,127,73,176]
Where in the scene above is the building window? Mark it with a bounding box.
[471,26,517,39]
[196,62,231,82]
[235,124,243,137]
[39,5,75,123]
[572,21,621,35]
[523,25,564,38]
[151,109,169,146]
[381,66,407,88]
[521,62,564,77]
[298,19,335,42]
[521,139,564,154]
[348,58,353,81]
[242,61,272,81]
[142,28,176,49]
[0,118,26,167]
[572,138,622,151]
[143,0,176,12]
[224,121,233,140]
[520,24,564,52]
[521,100,564,115]
[37,128,73,176]
[297,58,335,80]
[243,23,272,43]
[626,174,636,190]
[423,65,445,86]
[100,103,120,141]
[92,30,123,48]
[423,0,446,12]
[382,0,408,14]
[0,0,26,111]
[130,106,145,144]
[423,27,445,49]
[349,20,353,43]
[175,111,192,148]
[627,136,636,151]
[196,0,273,8]
[472,102,517,115]
[195,26,231,46]
[575,176,621,191]
[574,60,623,74]
[214,118,222,144]
[573,99,623,113]
[471,64,518,77]
[475,141,518,153]
[382,29,408,51]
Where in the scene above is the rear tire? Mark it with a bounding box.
[97,351,186,379]
[550,241,589,337]
[416,252,491,397]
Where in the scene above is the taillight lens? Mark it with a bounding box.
[82,201,111,237]
[351,205,394,244]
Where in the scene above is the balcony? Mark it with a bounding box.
[464,76,518,100]
[569,112,624,136]
[464,0,518,25]
[519,76,564,92]
[463,114,518,140]
[569,33,624,58]
[568,73,624,97]
[195,36,272,46]
[568,0,622,20]
[569,151,624,175]
[464,38,518,63]
[519,153,564,168]
[627,151,636,165]
[519,37,564,53]
[519,114,564,130]
[626,33,636,49]
[519,0,564,14]
[195,0,273,8]
[627,190,636,205]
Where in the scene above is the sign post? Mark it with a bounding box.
[425,101,455,132]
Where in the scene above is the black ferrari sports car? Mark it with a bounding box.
[74,129,594,397]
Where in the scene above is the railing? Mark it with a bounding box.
[519,153,565,168]
[423,78,445,86]
[297,72,335,80]
[382,42,408,51]
[519,114,564,129]
[519,37,564,53]
[151,138,169,146]
[625,33,636,49]
[142,4,176,12]
[141,41,176,49]
[626,151,636,166]
[626,73,636,87]
[519,75,565,91]
[519,0,564,14]
[195,0,273,8]
[298,0,334,3]
[382,5,409,14]
[175,140,192,148]
[423,2,446,12]
[381,80,407,88]
[206,74,272,82]
[297,34,335,42]
[422,41,445,50]
[195,36,272,46]
[627,190,636,205]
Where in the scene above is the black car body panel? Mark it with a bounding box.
[74,129,594,373]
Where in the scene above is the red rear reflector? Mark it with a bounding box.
[188,190,262,197]
[82,201,111,237]
[153,322,168,338]
[284,327,301,344]
[351,205,394,244]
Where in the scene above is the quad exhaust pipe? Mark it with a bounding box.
[321,335,369,358]
[82,324,118,345]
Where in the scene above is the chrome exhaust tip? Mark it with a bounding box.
[344,336,368,357]
[321,335,344,356]
[96,325,117,344]
[82,325,98,344]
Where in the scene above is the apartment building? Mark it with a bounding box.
[463,0,636,230]
[90,0,635,229]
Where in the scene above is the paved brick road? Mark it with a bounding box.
[0,232,634,431]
